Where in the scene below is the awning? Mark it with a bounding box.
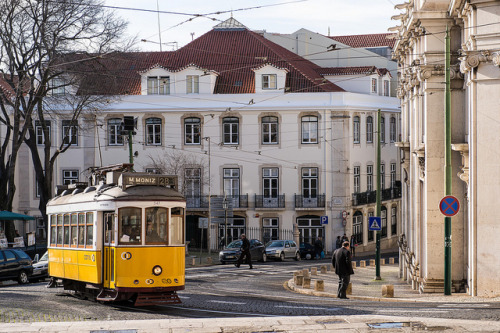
[0,211,35,221]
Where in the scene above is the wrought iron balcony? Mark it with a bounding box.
[352,185,401,206]
[294,194,326,208]
[185,195,249,209]
[254,194,285,209]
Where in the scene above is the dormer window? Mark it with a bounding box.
[262,74,277,90]
[147,76,170,95]
[187,75,199,94]
[383,80,390,96]
[371,78,378,94]
[49,78,66,95]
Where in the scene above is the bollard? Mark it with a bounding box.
[382,285,394,298]
[359,260,366,268]
[311,267,318,275]
[206,257,213,264]
[295,275,304,286]
[191,257,196,266]
[302,269,310,278]
[346,282,352,295]
[294,270,301,276]
[389,257,395,265]
[329,264,334,271]
[320,265,327,274]
[352,261,357,270]
[302,277,311,289]
[381,258,386,265]
[369,259,375,266]
[315,280,324,291]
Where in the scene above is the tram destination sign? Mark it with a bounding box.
[120,173,178,190]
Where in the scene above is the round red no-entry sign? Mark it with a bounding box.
[439,196,460,217]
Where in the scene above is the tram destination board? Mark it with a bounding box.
[120,173,178,189]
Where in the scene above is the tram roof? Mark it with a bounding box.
[47,184,185,207]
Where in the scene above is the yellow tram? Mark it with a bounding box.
[46,165,186,306]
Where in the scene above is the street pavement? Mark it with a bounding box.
[2,254,500,332]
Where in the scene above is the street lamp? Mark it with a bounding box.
[222,196,228,247]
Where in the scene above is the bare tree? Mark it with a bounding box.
[0,0,128,242]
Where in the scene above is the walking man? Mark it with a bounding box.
[332,241,354,299]
[235,234,253,269]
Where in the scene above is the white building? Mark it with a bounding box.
[392,0,500,296]
[11,18,401,253]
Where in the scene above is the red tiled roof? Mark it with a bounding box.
[70,27,344,95]
[328,33,395,49]
[317,66,391,78]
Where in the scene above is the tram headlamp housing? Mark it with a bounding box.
[152,265,163,276]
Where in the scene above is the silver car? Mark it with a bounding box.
[265,240,300,261]
[30,251,48,282]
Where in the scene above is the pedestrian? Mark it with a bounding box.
[350,235,356,257]
[335,236,342,249]
[235,234,253,269]
[332,241,354,299]
[342,233,349,242]
[314,236,324,259]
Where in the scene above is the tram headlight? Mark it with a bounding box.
[152,265,163,276]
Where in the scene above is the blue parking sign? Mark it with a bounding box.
[320,216,328,224]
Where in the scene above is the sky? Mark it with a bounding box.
[105,0,401,52]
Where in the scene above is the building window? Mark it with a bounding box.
[262,116,278,144]
[390,117,396,143]
[353,211,363,244]
[108,118,124,146]
[50,78,66,95]
[262,217,279,243]
[145,168,161,174]
[302,167,318,198]
[297,216,323,246]
[263,167,279,199]
[390,163,396,188]
[186,75,199,94]
[35,120,51,146]
[381,206,387,238]
[380,116,385,143]
[147,76,170,95]
[184,117,201,145]
[353,116,360,144]
[145,117,162,146]
[223,168,240,197]
[353,166,360,193]
[62,170,78,185]
[262,74,277,90]
[381,163,385,190]
[223,117,239,145]
[367,164,373,192]
[301,115,318,144]
[371,78,377,94]
[62,120,78,146]
[366,116,373,143]
[391,206,397,235]
[185,168,201,199]
[383,80,389,96]
[368,211,374,242]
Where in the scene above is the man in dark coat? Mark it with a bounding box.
[332,241,354,299]
[314,236,324,259]
[235,234,253,269]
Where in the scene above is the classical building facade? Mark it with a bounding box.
[7,18,401,254]
[392,0,500,296]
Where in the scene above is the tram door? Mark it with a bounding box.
[103,212,115,289]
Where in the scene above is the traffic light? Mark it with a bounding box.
[123,116,136,131]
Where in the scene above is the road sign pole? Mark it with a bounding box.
[375,109,381,280]
[444,27,452,295]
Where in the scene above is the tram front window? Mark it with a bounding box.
[146,207,167,244]
[119,207,142,244]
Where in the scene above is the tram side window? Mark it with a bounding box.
[170,207,184,245]
[71,214,78,247]
[86,212,94,248]
[119,207,142,244]
[78,213,86,247]
[63,215,70,246]
[57,215,63,245]
[146,207,167,244]
[50,215,57,245]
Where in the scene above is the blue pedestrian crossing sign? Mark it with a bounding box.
[369,216,382,231]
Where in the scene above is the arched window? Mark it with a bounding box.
[108,118,123,146]
[366,116,373,143]
[301,116,318,144]
[145,117,162,146]
[353,116,360,143]
[184,117,201,145]
[223,117,239,144]
[352,211,363,244]
[262,116,278,144]
[390,117,397,142]
[380,116,385,143]
[381,206,388,238]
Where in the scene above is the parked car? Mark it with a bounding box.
[219,239,266,264]
[300,243,316,260]
[265,240,300,261]
[0,248,33,284]
[30,251,48,282]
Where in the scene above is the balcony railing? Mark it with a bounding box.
[294,194,326,208]
[254,194,285,209]
[352,185,401,206]
[186,194,249,209]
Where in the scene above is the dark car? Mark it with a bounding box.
[219,239,267,264]
[300,243,316,260]
[30,251,48,282]
[0,249,33,284]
